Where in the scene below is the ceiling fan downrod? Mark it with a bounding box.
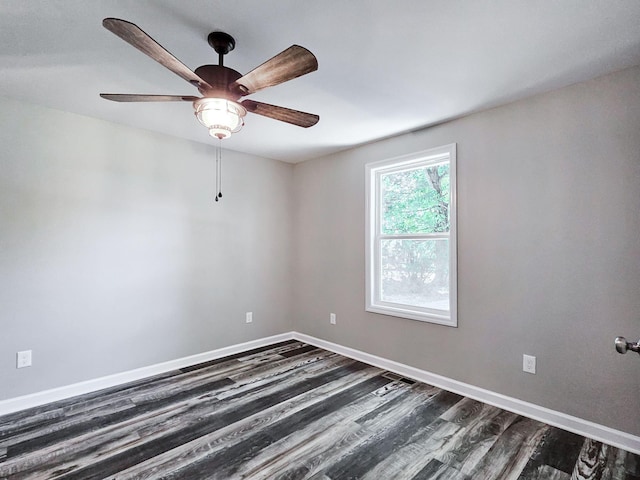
[207,31,235,67]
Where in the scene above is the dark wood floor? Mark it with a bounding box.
[0,340,638,479]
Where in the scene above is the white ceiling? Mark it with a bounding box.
[1,1,640,163]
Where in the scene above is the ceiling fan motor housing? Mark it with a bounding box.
[194,65,243,100]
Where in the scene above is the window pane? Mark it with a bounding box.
[381,164,450,234]
[380,238,449,311]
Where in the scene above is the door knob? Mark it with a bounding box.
[615,336,640,355]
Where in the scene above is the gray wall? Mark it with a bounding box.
[0,96,294,400]
[293,66,640,436]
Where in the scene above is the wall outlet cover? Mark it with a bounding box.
[523,354,536,374]
[17,350,32,368]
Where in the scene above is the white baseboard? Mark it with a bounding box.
[0,332,294,417]
[291,332,640,455]
[2,330,638,455]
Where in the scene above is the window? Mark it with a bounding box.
[366,144,457,326]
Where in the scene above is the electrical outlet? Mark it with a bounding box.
[17,350,32,369]
[245,312,253,323]
[523,354,536,374]
[330,313,336,325]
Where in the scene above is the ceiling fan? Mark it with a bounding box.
[100,18,319,140]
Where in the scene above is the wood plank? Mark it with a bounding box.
[623,447,640,476]
[359,418,461,480]
[570,438,609,480]
[177,340,300,372]
[569,439,640,480]
[533,465,571,480]
[517,426,585,479]
[602,446,630,480]
[440,397,485,426]
[322,389,463,479]
[411,458,470,480]
[0,409,66,440]
[469,416,549,480]
[445,408,519,475]
[279,344,320,358]
[0,398,139,456]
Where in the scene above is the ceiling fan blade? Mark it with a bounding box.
[102,18,212,91]
[242,100,319,128]
[100,94,199,102]
[232,45,318,96]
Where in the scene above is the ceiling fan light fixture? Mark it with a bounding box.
[193,97,246,139]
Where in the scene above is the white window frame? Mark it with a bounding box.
[365,143,457,327]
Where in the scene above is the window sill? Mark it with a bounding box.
[366,303,457,327]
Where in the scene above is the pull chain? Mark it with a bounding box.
[218,138,223,200]
[214,139,223,202]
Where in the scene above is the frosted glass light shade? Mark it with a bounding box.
[193,98,246,139]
